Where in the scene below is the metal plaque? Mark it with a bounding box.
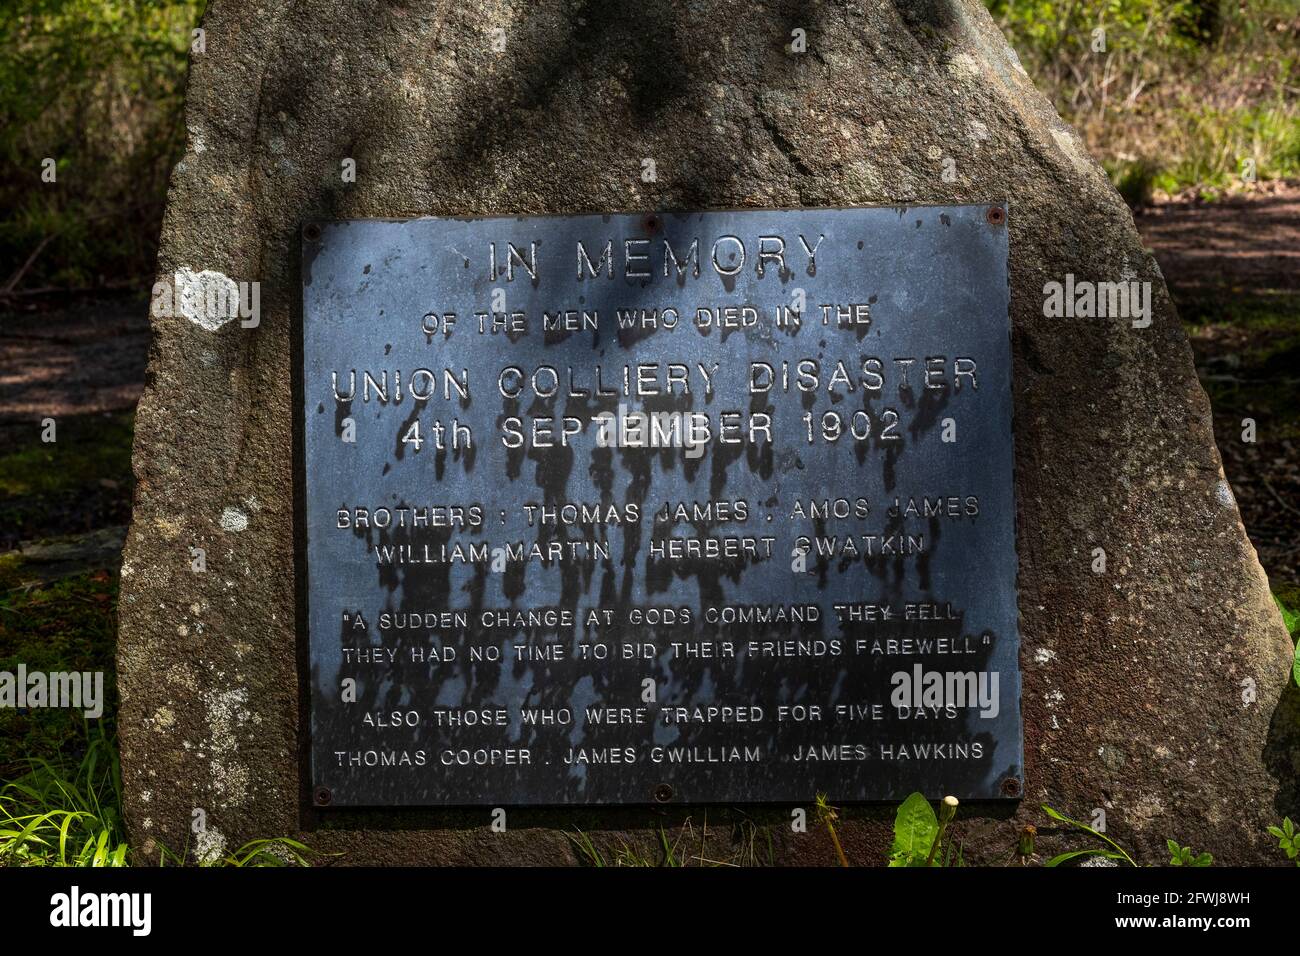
[302,206,1021,807]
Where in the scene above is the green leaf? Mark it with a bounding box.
[1270,594,1300,688]
[1275,593,1299,636]
[1041,805,1138,866]
[890,792,938,866]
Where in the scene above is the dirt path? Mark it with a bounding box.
[1137,181,1300,599]
[1138,181,1300,298]
[0,296,146,550]
[0,295,148,428]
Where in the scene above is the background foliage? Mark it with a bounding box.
[0,0,199,292]
[0,2,1295,290]
[987,0,1300,201]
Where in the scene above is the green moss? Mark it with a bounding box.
[1179,291,1300,332]
[1275,585,1300,629]
[0,412,134,500]
[0,553,22,592]
[0,412,135,544]
[1186,293,1300,441]
[0,571,118,774]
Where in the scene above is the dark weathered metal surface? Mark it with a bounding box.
[301,206,1021,806]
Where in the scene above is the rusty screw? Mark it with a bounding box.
[653,783,673,803]
[986,206,1006,226]
[1001,776,1022,798]
[642,213,662,234]
[313,785,332,806]
[304,222,322,242]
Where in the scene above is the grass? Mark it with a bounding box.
[0,721,318,867]
[1106,99,1300,201]
[0,565,318,866]
[0,412,133,500]
[0,408,132,767]
[1108,156,1163,207]
[156,835,319,868]
[569,814,775,867]
[1188,293,1300,444]
[569,827,686,867]
[1157,101,1300,195]
[0,411,134,546]
[991,1,1300,202]
[0,722,127,866]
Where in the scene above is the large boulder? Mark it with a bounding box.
[118,0,1297,865]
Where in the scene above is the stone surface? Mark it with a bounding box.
[118,0,1298,865]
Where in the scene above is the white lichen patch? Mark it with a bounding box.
[1050,126,1093,175]
[174,268,239,331]
[1034,648,1057,665]
[167,663,198,692]
[1127,793,1167,828]
[1004,43,1027,75]
[153,515,185,540]
[220,506,249,532]
[947,52,981,79]
[1215,480,1235,508]
[194,824,227,865]
[206,688,252,808]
